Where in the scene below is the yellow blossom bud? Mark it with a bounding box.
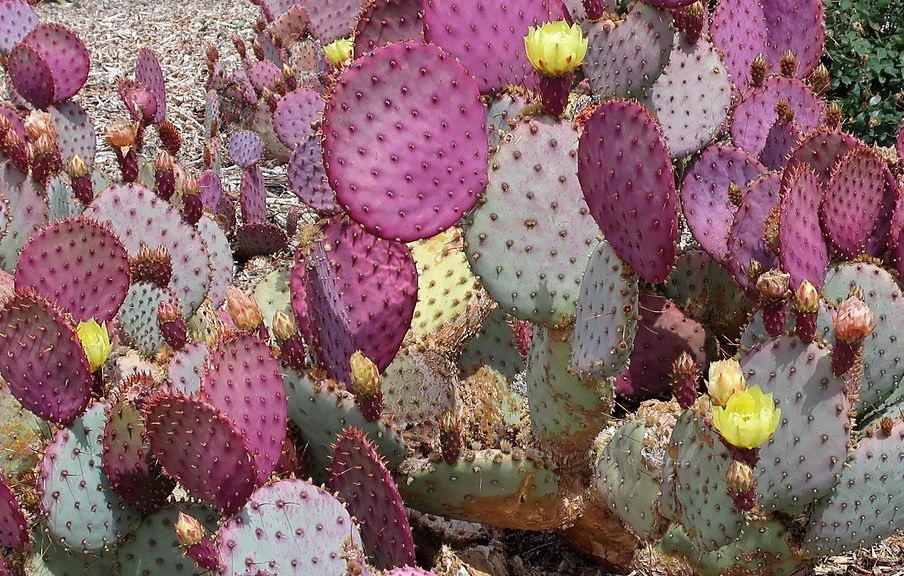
[524,21,588,78]
[793,279,820,314]
[224,286,263,332]
[323,37,354,68]
[349,350,380,396]
[706,358,746,407]
[724,460,756,494]
[76,319,113,372]
[712,385,782,449]
[174,512,205,547]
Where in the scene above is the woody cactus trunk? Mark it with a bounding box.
[0,0,901,575]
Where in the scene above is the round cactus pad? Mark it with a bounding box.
[39,402,140,551]
[8,23,89,108]
[577,100,678,284]
[680,145,766,264]
[15,217,130,323]
[215,478,364,576]
[464,117,598,325]
[726,172,781,290]
[0,289,91,423]
[144,392,258,514]
[322,41,488,242]
[0,0,37,53]
[354,0,424,57]
[0,471,27,549]
[135,47,167,122]
[117,504,220,576]
[820,147,887,259]
[272,88,323,149]
[287,133,339,214]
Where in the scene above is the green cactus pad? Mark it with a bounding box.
[398,449,563,530]
[283,367,407,476]
[38,402,140,552]
[458,306,525,380]
[464,117,598,326]
[382,344,457,432]
[408,227,482,342]
[661,520,807,576]
[26,532,118,576]
[253,268,291,332]
[805,419,904,555]
[118,281,176,357]
[742,336,850,515]
[823,262,904,415]
[527,325,611,467]
[571,239,638,379]
[594,420,665,539]
[117,504,219,576]
[0,173,48,273]
[662,410,745,552]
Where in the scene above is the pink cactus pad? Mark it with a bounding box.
[8,23,89,108]
[680,145,766,264]
[577,99,678,284]
[323,41,487,242]
[200,332,287,485]
[144,391,258,514]
[779,166,828,289]
[820,147,888,259]
[0,289,91,423]
[302,216,417,384]
[15,216,130,323]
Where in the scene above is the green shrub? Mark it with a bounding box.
[824,0,904,146]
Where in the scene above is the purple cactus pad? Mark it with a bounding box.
[323,41,487,242]
[329,427,415,569]
[228,130,264,169]
[287,134,339,214]
[726,172,781,291]
[303,216,417,383]
[680,145,767,263]
[731,77,826,159]
[235,222,289,259]
[239,164,267,223]
[135,48,167,123]
[577,99,678,284]
[0,289,91,423]
[15,216,131,323]
[272,88,323,149]
[299,0,364,43]
[354,0,425,57]
[710,0,767,90]
[821,147,887,259]
[0,0,37,53]
[8,24,90,108]
[0,471,27,550]
[423,0,559,93]
[200,332,287,485]
[144,392,257,514]
[779,166,828,289]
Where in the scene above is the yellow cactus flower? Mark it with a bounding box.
[76,319,113,372]
[706,358,746,407]
[712,386,782,449]
[524,21,588,77]
[324,37,354,68]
